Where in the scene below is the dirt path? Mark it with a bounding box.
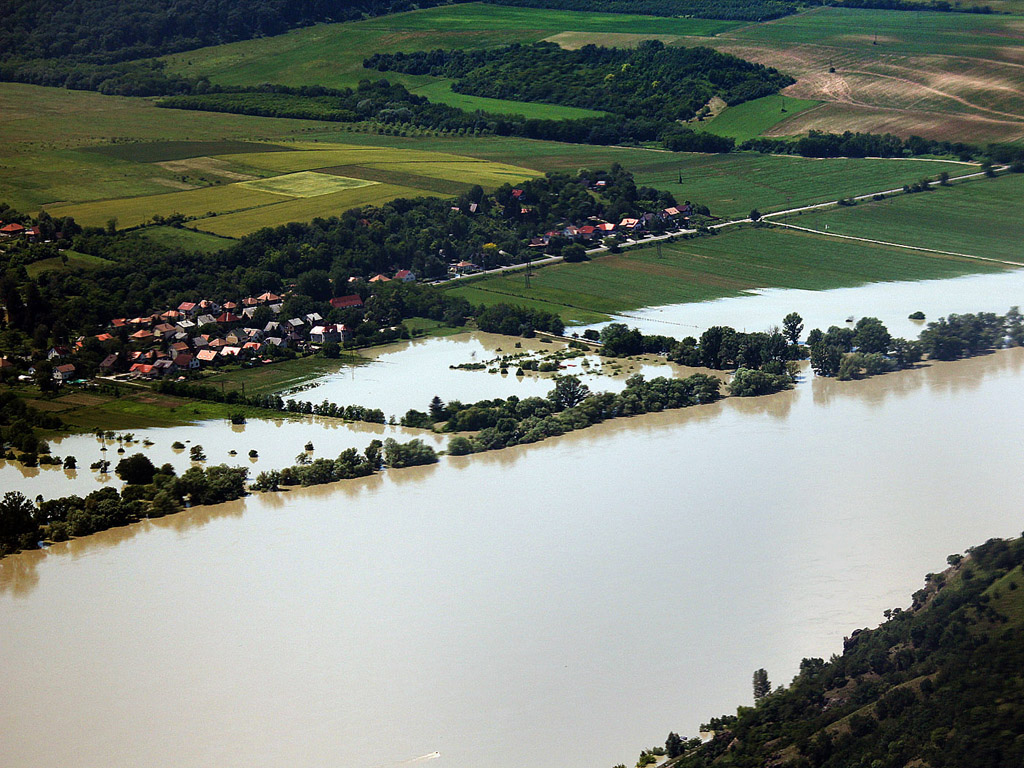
[768,221,1024,268]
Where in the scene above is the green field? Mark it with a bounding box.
[192,182,427,238]
[698,94,821,141]
[41,141,536,235]
[134,226,235,253]
[203,356,357,395]
[24,251,113,278]
[279,132,976,221]
[446,225,1007,322]
[240,171,376,197]
[0,82,353,212]
[793,173,1024,264]
[163,3,736,119]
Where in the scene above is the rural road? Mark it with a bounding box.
[441,164,1010,285]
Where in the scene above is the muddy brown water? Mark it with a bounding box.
[3,349,1024,768]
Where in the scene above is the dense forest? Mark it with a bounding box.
[656,534,1024,768]
[485,0,992,19]
[0,0,465,64]
[366,40,794,123]
[485,0,798,21]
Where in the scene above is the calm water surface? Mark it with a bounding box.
[582,269,1024,340]
[3,350,1024,768]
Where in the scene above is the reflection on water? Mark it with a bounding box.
[3,350,1024,768]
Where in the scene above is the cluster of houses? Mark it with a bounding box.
[44,290,371,383]
[514,194,695,251]
[0,221,43,240]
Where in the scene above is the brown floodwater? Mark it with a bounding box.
[2,350,1024,768]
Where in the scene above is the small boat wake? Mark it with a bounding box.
[398,752,441,764]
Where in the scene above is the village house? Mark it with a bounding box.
[177,301,198,317]
[47,345,71,360]
[369,274,391,283]
[99,354,121,373]
[53,363,76,384]
[174,353,199,371]
[196,349,218,364]
[1,222,26,238]
[196,313,218,327]
[257,291,282,304]
[329,295,364,310]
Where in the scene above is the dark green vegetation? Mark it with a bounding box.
[366,40,793,123]
[486,0,799,21]
[662,534,1024,768]
[248,438,435,491]
[0,461,247,555]
[418,371,723,454]
[0,0,459,63]
[807,309,1023,379]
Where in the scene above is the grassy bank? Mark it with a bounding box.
[445,225,1008,322]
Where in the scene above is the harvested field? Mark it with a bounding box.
[705,7,1024,141]
[85,140,290,163]
[156,156,260,181]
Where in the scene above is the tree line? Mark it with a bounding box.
[0,460,248,556]
[485,0,992,19]
[365,40,794,124]
[0,0,466,65]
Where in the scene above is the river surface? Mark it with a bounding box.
[581,268,1024,340]
[3,349,1024,768]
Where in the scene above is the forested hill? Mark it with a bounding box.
[661,535,1024,768]
[0,0,464,63]
[366,41,794,123]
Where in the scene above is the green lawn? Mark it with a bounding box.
[446,225,1007,321]
[793,173,1024,264]
[134,226,237,251]
[699,94,821,142]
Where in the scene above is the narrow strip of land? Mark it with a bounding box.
[767,221,1024,268]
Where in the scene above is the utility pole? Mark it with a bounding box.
[524,255,532,289]
[657,240,663,259]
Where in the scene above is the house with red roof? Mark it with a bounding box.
[394,269,416,283]
[329,295,364,310]
[53,363,76,383]
[0,222,26,237]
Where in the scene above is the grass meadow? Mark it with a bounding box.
[793,172,1024,263]
[698,94,821,141]
[445,225,1006,321]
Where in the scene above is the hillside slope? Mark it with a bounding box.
[667,534,1024,768]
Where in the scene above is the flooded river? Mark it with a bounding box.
[3,349,1024,768]
[583,269,1024,340]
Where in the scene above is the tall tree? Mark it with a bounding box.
[753,668,771,701]
[783,312,803,346]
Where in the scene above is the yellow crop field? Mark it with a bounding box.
[192,183,427,238]
[239,171,377,197]
[42,141,537,236]
[47,184,289,229]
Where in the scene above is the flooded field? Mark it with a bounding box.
[583,269,1024,340]
[3,349,1023,768]
[298,332,681,416]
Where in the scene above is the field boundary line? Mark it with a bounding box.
[768,221,1024,268]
